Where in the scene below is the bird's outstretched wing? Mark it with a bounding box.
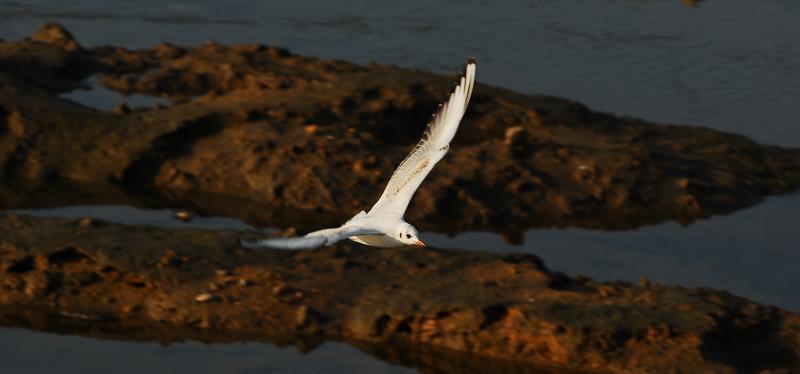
[240,225,382,250]
[368,59,476,217]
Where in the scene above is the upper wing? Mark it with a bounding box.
[368,59,476,217]
[239,225,382,250]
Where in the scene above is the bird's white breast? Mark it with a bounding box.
[350,234,407,248]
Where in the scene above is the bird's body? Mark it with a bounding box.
[350,235,404,247]
[241,59,477,250]
[346,211,410,248]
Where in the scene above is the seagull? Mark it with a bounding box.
[241,58,476,250]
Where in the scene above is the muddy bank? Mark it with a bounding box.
[0,305,564,374]
[0,306,571,374]
[1,24,799,239]
[1,213,798,373]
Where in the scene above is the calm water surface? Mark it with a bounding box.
[1,0,798,147]
[0,327,413,374]
[14,197,800,313]
[2,0,799,373]
[60,74,170,110]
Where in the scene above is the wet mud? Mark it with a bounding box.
[1,213,798,373]
[1,24,799,240]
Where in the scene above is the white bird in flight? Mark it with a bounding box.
[241,58,476,250]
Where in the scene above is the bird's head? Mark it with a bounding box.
[396,223,425,247]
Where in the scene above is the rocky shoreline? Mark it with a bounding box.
[1,24,799,239]
[1,213,798,373]
[2,24,800,373]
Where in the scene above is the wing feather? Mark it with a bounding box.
[369,59,476,217]
[240,225,382,250]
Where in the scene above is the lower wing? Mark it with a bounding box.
[239,225,382,250]
[240,236,327,250]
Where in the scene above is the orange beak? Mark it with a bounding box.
[415,240,426,247]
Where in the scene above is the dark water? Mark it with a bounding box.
[14,196,800,313]
[2,0,800,373]
[2,0,799,147]
[0,327,414,374]
[60,75,170,111]
[6,196,799,372]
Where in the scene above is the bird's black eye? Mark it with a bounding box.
[406,234,411,239]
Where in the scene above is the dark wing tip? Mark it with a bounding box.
[460,58,476,79]
[423,58,477,129]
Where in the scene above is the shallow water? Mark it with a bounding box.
[0,327,414,374]
[2,0,798,147]
[14,196,800,313]
[2,0,799,372]
[60,74,170,111]
[430,194,800,312]
[11,197,796,372]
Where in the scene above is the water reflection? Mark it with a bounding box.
[0,306,564,374]
[1,1,797,147]
[15,204,254,230]
[0,323,413,374]
[11,191,800,312]
[427,192,800,312]
[60,74,170,111]
[0,1,798,372]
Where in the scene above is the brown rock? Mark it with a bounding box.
[6,110,26,137]
[0,213,797,373]
[29,23,81,51]
[1,25,800,372]
[194,293,221,303]
[112,103,131,115]
[78,217,95,228]
[174,211,193,222]
[0,24,797,238]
